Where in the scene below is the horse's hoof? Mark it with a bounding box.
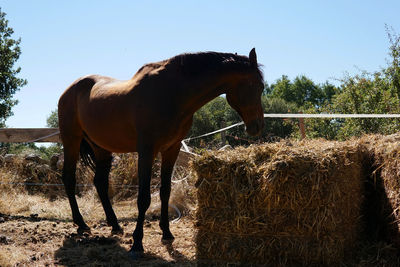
[77,226,91,236]
[128,249,144,260]
[161,233,175,244]
[111,227,124,236]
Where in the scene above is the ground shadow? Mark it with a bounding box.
[54,234,194,266]
[0,212,70,224]
[54,234,132,266]
[362,156,400,247]
[164,242,189,262]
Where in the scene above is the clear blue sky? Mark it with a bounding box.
[2,0,400,128]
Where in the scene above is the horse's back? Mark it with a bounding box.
[59,75,140,152]
[59,75,100,108]
[58,68,187,153]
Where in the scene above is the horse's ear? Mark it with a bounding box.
[249,48,257,68]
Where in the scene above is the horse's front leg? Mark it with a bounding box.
[130,146,155,257]
[159,142,181,242]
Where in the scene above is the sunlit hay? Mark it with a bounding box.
[110,153,139,200]
[0,155,92,199]
[169,166,198,217]
[193,140,364,265]
[109,152,195,203]
[360,134,400,246]
[110,153,164,201]
[147,165,198,219]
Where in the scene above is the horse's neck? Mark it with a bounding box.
[180,73,228,116]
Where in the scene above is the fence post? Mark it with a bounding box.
[298,113,306,139]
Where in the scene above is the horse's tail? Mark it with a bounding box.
[80,137,96,172]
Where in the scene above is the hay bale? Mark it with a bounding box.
[193,140,364,265]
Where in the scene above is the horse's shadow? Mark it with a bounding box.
[164,242,188,262]
[54,233,192,266]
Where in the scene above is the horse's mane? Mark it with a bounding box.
[136,51,264,80]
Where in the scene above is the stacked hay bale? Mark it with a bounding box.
[0,154,92,199]
[193,140,364,265]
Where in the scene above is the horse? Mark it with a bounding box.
[58,48,264,257]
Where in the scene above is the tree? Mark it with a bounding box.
[327,28,400,139]
[385,25,400,97]
[267,75,337,108]
[331,72,400,139]
[0,8,27,127]
[44,109,62,155]
[47,109,58,128]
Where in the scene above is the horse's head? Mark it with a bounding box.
[226,48,264,136]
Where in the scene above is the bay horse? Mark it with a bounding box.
[58,48,264,257]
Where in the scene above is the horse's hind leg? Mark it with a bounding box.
[61,137,90,234]
[92,148,123,235]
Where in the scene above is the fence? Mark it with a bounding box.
[181,113,400,149]
[2,112,400,145]
[0,128,60,143]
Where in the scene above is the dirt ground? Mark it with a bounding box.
[0,157,199,266]
[2,212,399,267]
[0,212,197,266]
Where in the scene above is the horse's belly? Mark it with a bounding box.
[81,119,138,153]
[91,133,138,153]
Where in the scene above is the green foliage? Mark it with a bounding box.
[186,96,229,147]
[263,75,340,140]
[0,141,59,160]
[45,109,62,155]
[0,8,27,127]
[46,109,59,128]
[331,72,400,139]
[37,144,61,160]
[301,106,343,140]
[2,142,36,155]
[385,25,400,97]
[267,75,337,108]
[263,97,299,139]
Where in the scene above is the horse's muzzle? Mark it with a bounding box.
[245,119,264,136]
